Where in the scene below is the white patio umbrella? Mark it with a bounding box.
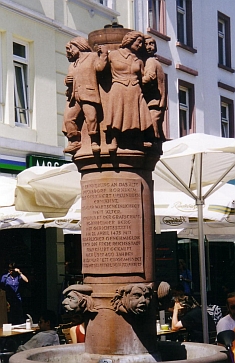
[42,197,81,231]
[0,169,81,231]
[153,133,235,343]
[0,175,45,229]
[0,176,17,207]
[178,223,235,241]
[15,163,81,217]
[154,182,235,222]
[0,205,44,230]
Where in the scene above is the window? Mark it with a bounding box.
[148,0,166,34]
[221,97,234,137]
[94,0,113,7]
[176,0,193,47]
[13,41,29,126]
[178,81,195,137]
[218,12,231,68]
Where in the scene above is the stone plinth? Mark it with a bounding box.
[73,148,160,358]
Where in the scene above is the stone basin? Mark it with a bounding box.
[9,341,229,363]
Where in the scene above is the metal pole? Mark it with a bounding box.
[196,153,209,343]
[206,237,211,292]
[197,201,209,343]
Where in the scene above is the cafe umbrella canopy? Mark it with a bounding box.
[0,171,81,230]
[15,163,81,217]
[154,182,235,225]
[153,133,235,343]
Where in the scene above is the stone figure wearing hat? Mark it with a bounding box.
[62,36,108,155]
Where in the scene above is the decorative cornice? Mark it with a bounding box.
[156,55,172,66]
[176,41,197,54]
[218,81,235,93]
[0,0,117,37]
[67,0,119,19]
[0,136,64,159]
[218,64,235,74]
[147,28,171,42]
[176,64,198,76]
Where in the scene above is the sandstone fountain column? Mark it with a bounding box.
[63,27,163,362]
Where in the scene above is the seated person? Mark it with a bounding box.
[70,324,85,343]
[171,293,216,342]
[69,314,85,344]
[157,281,173,312]
[217,292,235,334]
[16,310,60,352]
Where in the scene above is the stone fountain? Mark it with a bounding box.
[10,26,229,363]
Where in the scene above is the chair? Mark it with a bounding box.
[56,324,72,344]
[209,330,217,345]
[0,338,18,363]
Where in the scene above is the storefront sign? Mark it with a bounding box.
[26,155,71,168]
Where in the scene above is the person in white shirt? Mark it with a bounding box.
[16,310,60,352]
[216,292,235,334]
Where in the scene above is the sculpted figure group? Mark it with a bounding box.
[62,31,166,155]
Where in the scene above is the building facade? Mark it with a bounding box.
[0,0,235,318]
[128,0,235,140]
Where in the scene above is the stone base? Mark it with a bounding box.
[9,341,228,363]
[80,351,161,363]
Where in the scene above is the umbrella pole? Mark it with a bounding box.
[197,201,209,343]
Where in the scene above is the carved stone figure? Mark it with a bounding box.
[111,283,153,315]
[62,284,96,314]
[105,31,154,151]
[142,35,166,142]
[62,36,108,154]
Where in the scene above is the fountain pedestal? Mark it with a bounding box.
[73,146,160,360]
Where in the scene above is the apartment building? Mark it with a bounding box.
[127,0,235,140]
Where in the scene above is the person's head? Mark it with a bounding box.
[8,262,17,277]
[65,37,91,62]
[179,259,186,271]
[157,282,172,311]
[38,310,57,331]
[120,31,144,53]
[144,35,157,56]
[173,293,199,316]
[65,42,75,62]
[226,292,235,319]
